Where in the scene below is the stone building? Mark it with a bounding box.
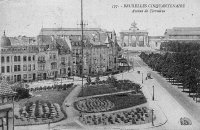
[39,28,120,76]
[0,32,38,83]
[0,31,72,82]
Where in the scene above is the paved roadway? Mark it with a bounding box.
[128,53,200,129]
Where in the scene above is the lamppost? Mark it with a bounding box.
[152,109,154,126]
[152,85,154,101]
[142,73,143,84]
[121,71,123,81]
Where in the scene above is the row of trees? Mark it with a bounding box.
[140,49,200,102]
[160,41,200,53]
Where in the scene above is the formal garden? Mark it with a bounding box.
[140,41,200,102]
[13,83,74,126]
[74,77,154,126]
[79,106,155,126]
[74,92,146,113]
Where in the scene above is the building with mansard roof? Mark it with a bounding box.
[0,31,72,83]
[39,28,120,76]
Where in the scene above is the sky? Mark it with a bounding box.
[0,0,200,37]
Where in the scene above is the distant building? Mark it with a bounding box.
[120,21,149,47]
[149,27,200,50]
[164,27,200,41]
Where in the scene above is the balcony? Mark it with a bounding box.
[61,62,67,67]
[37,60,46,63]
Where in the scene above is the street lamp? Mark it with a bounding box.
[152,109,154,126]
[152,85,154,101]
[121,70,123,81]
[142,73,143,84]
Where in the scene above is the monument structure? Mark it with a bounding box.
[120,21,149,47]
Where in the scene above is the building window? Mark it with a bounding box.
[53,54,56,59]
[51,62,57,69]
[28,56,31,61]
[7,66,10,73]
[61,57,65,63]
[33,55,35,61]
[14,65,18,72]
[6,56,9,62]
[23,65,27,71]
[18,56,20,61]
[1,66,5,73]
[33,64,35,70]
[18,65,20,71]
[14,56,17,62]
[28,74,32,79]
[38,64,45,71]
[28,64,31,71]
[23,74,27,79]
[1,56,4,63]
[23,56,27,61]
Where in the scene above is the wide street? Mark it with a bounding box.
[127,53,200,129]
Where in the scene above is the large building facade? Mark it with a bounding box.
[0,32,72,83]
[0,28,120,83]
[39,28,120,76]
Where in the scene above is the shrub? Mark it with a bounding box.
[15,87,30,99]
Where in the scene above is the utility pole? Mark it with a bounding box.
[81,0,84,97]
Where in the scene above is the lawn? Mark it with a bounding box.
[78,80,141,97]
[14,85,75,126]
[78,84,118,97]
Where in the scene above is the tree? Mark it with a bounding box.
[15,87,30,100]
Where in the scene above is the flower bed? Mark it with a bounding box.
[79,106,155,126]
[15,100,64,125]
[74,92,147,113]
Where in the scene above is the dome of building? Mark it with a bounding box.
[1,31,11,47]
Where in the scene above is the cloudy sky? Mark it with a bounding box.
[0,0,200,36]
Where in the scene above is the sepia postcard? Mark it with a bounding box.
[0,0,200,130]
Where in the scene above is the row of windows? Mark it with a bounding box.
[23,64,35,71]
[1,64,35,73]
[1,66,10,73]
[49,54,57,60]
[1,55,35,63]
